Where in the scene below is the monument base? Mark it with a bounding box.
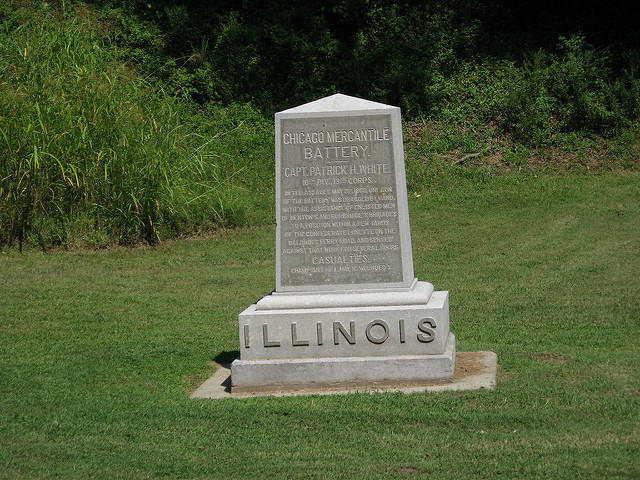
[231,333,455,394]
[231,282,455,394]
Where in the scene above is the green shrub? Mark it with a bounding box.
[427,61,513,127]
[87,1,487,114]
[501,50,558,145]
[501,35,640,145]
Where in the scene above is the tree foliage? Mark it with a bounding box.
[87,0,639,117]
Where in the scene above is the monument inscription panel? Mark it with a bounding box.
[276,106,413,292]
[279,114,401,287]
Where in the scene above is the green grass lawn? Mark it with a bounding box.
[1,172,639,479]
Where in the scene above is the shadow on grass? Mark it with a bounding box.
[213,350,240,365]
[211,351,239,393]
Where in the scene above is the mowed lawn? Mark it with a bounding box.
[1,172,639,479]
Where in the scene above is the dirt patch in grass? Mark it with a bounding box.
[454,351,488,379]
[529,351,575,364]
[625,387,640,397]
[396,467,429,476]
[497,368,513,383]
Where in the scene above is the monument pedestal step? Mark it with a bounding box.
[238,288,451,361]
[231,333,455,394]
[255,279,433,310]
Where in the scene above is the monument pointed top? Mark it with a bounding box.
[278,93,395,114]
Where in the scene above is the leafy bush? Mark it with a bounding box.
[88,1,486,114]
[427,61,513,127]
[501,36,640,145]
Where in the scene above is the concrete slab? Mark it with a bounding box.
[189,351,497,399]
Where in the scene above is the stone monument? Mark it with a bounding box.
[231,94,456,393]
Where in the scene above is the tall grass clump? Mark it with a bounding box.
[0,4,273,249]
